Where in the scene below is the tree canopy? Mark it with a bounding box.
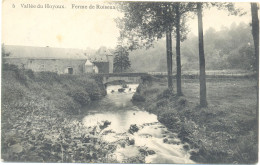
[113,45,131,73]
[129,23,255,72]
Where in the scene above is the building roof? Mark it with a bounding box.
[89,46,113,63]
[4,45,88,60]
[96,46,113,56]
[85,60,93,66]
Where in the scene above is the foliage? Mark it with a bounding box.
[157,88,174,99]
[35,71,61,84]
[116,2,196,91]
[113,45,131,73]
[133,77,258,163]
[129,22,255,72]
[132,93,146,102]
[3,63,28,85]
[67,89,91,106]
[84,81,103,100]
[116,2,194,50]
[140,74,153,84]
[2,66,110,162]
[2,44,11,57]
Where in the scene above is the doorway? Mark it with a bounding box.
[68,67,73,74]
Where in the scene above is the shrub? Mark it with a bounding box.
[2,84,26,104]
[25,69,35,79]
[158,112,181,131]
[90,74,103,83]
[132,93,145,102]
[143,88,160,96]
[15,70,27,85]
[35,72,60,84]
[85,82,102,101]
[156,98,168,108]
[177,97,187,107]
[67,90,90,106]
[141,74,153,84]
[157,89,173,99]
[57,97,81,114]
[135,84,147,94]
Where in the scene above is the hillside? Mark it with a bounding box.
[1,64,110,162]
[129,22,255,73]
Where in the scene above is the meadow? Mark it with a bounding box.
[133,75,258,163]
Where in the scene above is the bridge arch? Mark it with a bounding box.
[98,73,148,86]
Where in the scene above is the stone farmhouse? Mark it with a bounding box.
[4,45,113,74]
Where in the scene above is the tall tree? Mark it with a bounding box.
[197,3,207,107]
[113,45,131,73]
[173,3,193,96]
[251,3,259,63]
[250,2,259,146]
[117,2,175,90]
[166,25,173,91]
[175,3,182,95]
[117,2,193,92]
[195,2,244,107]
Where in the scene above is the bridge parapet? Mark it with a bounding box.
[98,72,148,77]
[98,72,148,84]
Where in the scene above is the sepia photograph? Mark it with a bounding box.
[1,0,259,163]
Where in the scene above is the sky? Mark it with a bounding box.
[2,0,253,50]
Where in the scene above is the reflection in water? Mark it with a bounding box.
[83,110,158,133]
[82,84,194,163]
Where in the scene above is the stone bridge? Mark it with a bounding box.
[98,73,149,85]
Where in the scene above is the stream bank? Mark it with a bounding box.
[1,64,109,162]
[132,75,258,164]
[2,65,193,163]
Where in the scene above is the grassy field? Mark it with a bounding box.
[133,76,258,163]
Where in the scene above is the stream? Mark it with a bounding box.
[81,84,194,163]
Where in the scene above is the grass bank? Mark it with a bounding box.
[133,75,258,163]
[1,64,113,162]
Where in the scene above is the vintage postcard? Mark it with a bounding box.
[1,0,258,163]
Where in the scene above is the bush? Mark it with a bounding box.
[57,97,81,114]
[25,69,35,79]
[141,74,153,84]
[132,93,145,102]
[67,90,90,106]
[143,88,160,96]
[157,89,174,99]
[177,97,187,107]
[35,72,60,84]
[2,84,26,105]
[156,98,168,108]
[85,82,102,101]
[158,112,181,131]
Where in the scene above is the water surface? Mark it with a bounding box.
[82,84,194,163]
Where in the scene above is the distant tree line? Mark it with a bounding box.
[129,22,256,72]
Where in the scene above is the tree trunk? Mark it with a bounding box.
[175,3,183,96]
[166,27,173,91]
[120,55,123,73]
[251,2,259,147]
[197,3,207,107]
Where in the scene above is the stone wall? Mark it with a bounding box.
[93,62,109,74]
[5,58,87,75]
